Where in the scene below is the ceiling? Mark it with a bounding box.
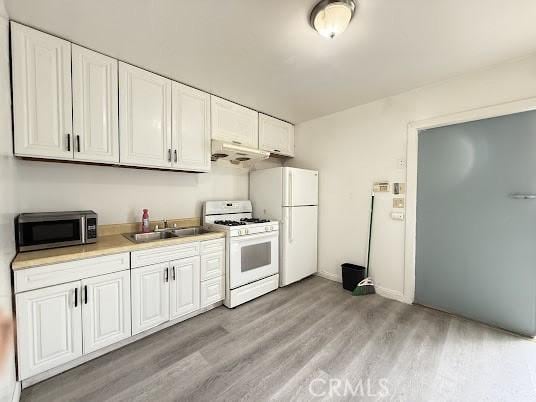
[6,0,536,123]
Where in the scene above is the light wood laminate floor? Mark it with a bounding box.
[21,276,536,401]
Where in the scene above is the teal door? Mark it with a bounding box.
[416,110,536,336]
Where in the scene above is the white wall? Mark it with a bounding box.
[290,53,536,301]
[16,161,246,224]
[0,1,17,400]
[15,158,280,225]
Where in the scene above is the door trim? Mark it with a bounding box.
[405,96,536,304]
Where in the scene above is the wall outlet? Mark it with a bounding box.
[398,159,407,169]
[393,198,405,208]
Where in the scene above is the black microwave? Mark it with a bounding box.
[16,211,97,252]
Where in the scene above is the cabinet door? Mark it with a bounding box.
[169,256,200,320]
[201,251,225,281]
[119,62,172,168]
[72,45,119,163]
[131,263,170,335]
[171,82,211,172]
[16,281,82,380]
[11,22,73,160]
[259,113,295,157]
[201,276,225,308]
[211,96,258,148]
[82,271,131,354]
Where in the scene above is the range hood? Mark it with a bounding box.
[211,140,270,164]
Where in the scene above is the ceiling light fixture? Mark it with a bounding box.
[310,0,357,39]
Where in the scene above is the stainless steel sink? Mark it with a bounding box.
[169,227,210,237]
[124,231,177,243]
[124,227,209,243]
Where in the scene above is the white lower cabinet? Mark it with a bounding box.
[201,251,225,281]
[15,239,225,381]
[131,263,170,335]
[82,271,131,353]
[200,238,225,307]
[201,277,225,308]
[170,256,201,320]
[16,281,83,380]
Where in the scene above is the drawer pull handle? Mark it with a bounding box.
[165,267,169,282]
[74,287,78,308]
[172,266,176,281]
[84,285,88,304]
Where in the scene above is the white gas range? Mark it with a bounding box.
[203,200,279,308]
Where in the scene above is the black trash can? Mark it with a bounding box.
[341,263,365,291]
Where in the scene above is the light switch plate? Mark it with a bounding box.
[393,198,405,208]
[393,183,406,195]
[391,212,405,221]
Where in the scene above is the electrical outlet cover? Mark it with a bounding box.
[393,198,405,208]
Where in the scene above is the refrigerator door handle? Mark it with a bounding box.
[288,208,293,243]
[289,171,293,207]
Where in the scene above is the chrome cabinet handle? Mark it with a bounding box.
[84,285,88,304]
[510,193,536,199]
[174,149,178,163]
[172,266,176,281]
[76,135,81,152]
[67,134,71,152]
[165,267,169,282]
[74,287,78,308]
[168,149,172,162]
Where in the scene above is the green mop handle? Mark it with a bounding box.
[366,194,375,278]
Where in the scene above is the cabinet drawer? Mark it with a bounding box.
[14,253,130,293]
[131,242,200,268]
[200,238,225,255]
[201,276,224,307]
[201,251,225,281]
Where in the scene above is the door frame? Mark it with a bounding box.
[404,96,536,304]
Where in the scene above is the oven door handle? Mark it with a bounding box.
[231,231,278,243]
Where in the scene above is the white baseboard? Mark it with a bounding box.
[315,272,410,305]
[315,270,341,283]
[375,285,408,304]
[11,382,20,402]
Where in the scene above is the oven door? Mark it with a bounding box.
[229,231,279,289]
[17,215,85,251]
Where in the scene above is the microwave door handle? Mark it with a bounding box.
[80,216,86,243]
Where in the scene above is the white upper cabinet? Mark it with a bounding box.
[211,96,258,148]
[72,45,119,163]
[11,22,73,160]
[172,82,211,172]
[119,62,172,169]
[258,114,295,157]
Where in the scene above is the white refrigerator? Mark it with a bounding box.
[250,167,318,286]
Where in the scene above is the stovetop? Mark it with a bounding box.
[214,218,271,226]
